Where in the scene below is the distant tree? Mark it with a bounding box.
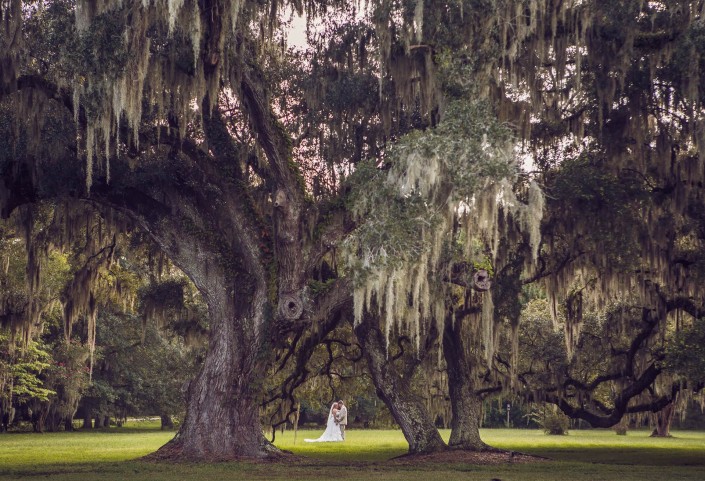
[87,309,202,430]
[0,335,54,431]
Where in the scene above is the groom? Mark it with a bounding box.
[335,399,348,440]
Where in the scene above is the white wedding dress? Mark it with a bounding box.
[304,404,343,442]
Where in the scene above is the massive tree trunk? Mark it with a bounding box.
[158,278,276,459]
[354,315,446,454]
[443,313,494,451]
[115,199,280,459]
[105,126,296,459]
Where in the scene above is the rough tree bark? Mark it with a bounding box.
[162,286,274,458]
[354,314,446,454]
[442,312,494,451]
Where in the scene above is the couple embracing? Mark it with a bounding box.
[304,399,347,443]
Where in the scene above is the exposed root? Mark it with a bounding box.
[388,448,547,465]
[141,439,297,463]
[448,442,505,453]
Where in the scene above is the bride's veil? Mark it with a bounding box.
[327,402,336,421]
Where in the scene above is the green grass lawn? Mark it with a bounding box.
[1,424,705,481]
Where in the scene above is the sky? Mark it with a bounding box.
[287,13,309,49]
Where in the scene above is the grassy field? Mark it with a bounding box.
[1,423,704,481]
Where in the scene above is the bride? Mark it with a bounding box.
[304,402,343,442]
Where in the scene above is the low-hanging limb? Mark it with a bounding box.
[517,301,691,427]
[354,311,447,454]
[261,279,354,436]
[92,171,279,460]
[1,88,289,460]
